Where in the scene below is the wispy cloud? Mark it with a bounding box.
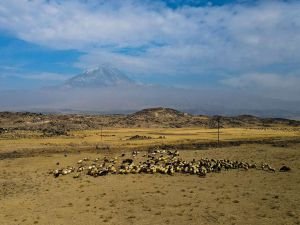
[21,72,72,81]
[222,73,300,89]
[221,73,300,100]
[1,1,299,63]
[0,59,72,81]
[0,0,299,101]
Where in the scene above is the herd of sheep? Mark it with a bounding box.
[50,149,290,178]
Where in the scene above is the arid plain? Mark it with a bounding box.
[1,108,300,225]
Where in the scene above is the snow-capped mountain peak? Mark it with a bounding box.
[64,65,134,88]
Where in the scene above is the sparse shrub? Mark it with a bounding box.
[42,127,68,136]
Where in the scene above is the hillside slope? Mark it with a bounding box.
[1,108,299,134]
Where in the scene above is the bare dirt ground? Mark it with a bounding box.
[1,143,299,225]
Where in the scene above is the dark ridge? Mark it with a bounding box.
[132,107,186,116]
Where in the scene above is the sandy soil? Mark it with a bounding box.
[1,144,299,225]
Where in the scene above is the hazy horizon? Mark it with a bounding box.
[0,0,300,117]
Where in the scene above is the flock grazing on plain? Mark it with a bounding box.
[51,149,291,178]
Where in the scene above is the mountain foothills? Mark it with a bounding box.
[0,108,299,134]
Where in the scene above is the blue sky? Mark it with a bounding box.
[0,0,300,100]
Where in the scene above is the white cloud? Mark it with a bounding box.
[0,71,71,81]
[222,73,300,88]
[0,0,184,48]
[0,0,300,100]
[22,72,72,81]
[221,73,300,100]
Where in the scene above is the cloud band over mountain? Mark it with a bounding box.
[0,0,299,116]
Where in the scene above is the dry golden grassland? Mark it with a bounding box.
[0,127,300,225]
[0,144,299,225]
[0,127,299,153]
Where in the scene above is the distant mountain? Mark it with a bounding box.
[64,65,135,88]
[1,65,300,118]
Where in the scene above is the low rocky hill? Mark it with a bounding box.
[0,108,299,134]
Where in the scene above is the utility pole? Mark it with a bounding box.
[217,116,220,148]
[101,124,103,142]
